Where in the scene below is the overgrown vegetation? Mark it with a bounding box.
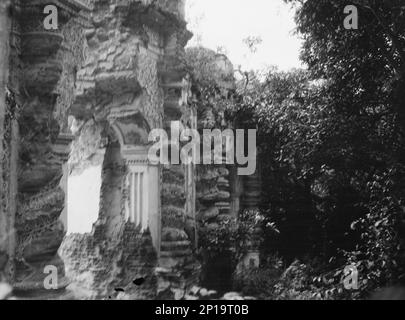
[186,1,405,297]
[231,0,405,299]
[198,209,262,261]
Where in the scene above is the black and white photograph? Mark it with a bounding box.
[1,0,405,305]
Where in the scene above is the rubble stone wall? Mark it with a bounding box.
[59,0,196,299]
[0,0,216,300]
[11,0,90,298]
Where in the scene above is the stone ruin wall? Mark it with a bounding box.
[0,0,198,299]
[13,0,91,298]
[57,0,197,299]
[0,0,261,300]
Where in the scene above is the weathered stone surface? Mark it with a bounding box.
[59,0,196,300]
[197,206,219,222]
[162,228,189,242]
[8,0,89,297]
[0,0,231,301]
[22,224,65,263]
[60,223,158,299]
[0,253,8,272]
[70,0,187,130]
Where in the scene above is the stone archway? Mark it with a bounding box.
[59,112,161,299]
[108,112,160,252]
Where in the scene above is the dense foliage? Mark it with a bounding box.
[185,1,405,296]
[232,0,405,298]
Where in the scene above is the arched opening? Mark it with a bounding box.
[66,149,105,235]
[59,113,160,299]
[110,114,161,252]
[61,113,155,237]
[58,118,106,237]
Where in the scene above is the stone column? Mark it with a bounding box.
[156,27,200,299]
[13,0,89,298]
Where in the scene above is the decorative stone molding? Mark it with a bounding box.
[12,0,90,298]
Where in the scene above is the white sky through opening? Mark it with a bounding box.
[186,0,304,71]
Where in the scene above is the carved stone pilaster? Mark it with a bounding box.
[157,41,200,299]
[13,0,89,298]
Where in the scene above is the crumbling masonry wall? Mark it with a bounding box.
[2,0,246,300]
[0,0,92,298]
[12,0,89,298]
[185,48,262,292]
[58,0,196,299]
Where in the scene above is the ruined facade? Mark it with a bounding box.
[0,0,261,300]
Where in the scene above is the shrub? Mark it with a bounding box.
[233,255,284,299]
